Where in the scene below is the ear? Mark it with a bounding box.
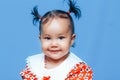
[70,34,76,46]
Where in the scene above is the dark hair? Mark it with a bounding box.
[31,0,81,34]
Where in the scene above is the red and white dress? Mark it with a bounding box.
[20,52,92,80]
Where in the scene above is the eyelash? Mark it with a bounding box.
[44,36,65,40]
[59,36,65,40]
[44,37,51,40]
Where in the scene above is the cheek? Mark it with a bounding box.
[41,40,49,49]
[60,40,71,48]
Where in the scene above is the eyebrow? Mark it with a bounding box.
[41,34,50,36]
[42,33,67,36]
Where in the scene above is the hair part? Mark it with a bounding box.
[40,10,74,34]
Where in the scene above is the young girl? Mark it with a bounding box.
[20,0,92,80]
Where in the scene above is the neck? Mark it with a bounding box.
[44,52,69,69]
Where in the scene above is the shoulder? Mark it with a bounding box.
[25,53,44,71]
[26,53,43,64]
[66,62,93,80]
[26,53,43,60]
[20,53,44,80]
[68,52,84,63]
[66,52,93,80]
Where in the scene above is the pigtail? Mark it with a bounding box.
[31,6,42,25]
[68,0,81,19]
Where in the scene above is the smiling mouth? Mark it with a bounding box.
[49,50,61,53]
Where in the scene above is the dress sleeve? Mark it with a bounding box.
[20,66,38,80]
[65,62,93,80]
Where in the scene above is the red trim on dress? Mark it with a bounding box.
[20,62,92,80]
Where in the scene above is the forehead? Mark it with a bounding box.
[41,18,72,34]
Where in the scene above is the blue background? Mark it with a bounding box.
[0,0,120,80]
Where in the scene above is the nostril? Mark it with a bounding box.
[50,44,58,48]
[51,45,58,48]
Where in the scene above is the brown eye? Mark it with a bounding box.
[59,36,65,40]
[44,37,51,40]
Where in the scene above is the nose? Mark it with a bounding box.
[50,39,58,48]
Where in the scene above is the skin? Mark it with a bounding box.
[39,18,76,69]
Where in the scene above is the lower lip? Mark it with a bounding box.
[49,50,60,53]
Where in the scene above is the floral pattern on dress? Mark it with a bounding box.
[65,62,92,80]
[20,66,38,80]
[20,62,92,80]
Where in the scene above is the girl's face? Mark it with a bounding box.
[40,18,76,60]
